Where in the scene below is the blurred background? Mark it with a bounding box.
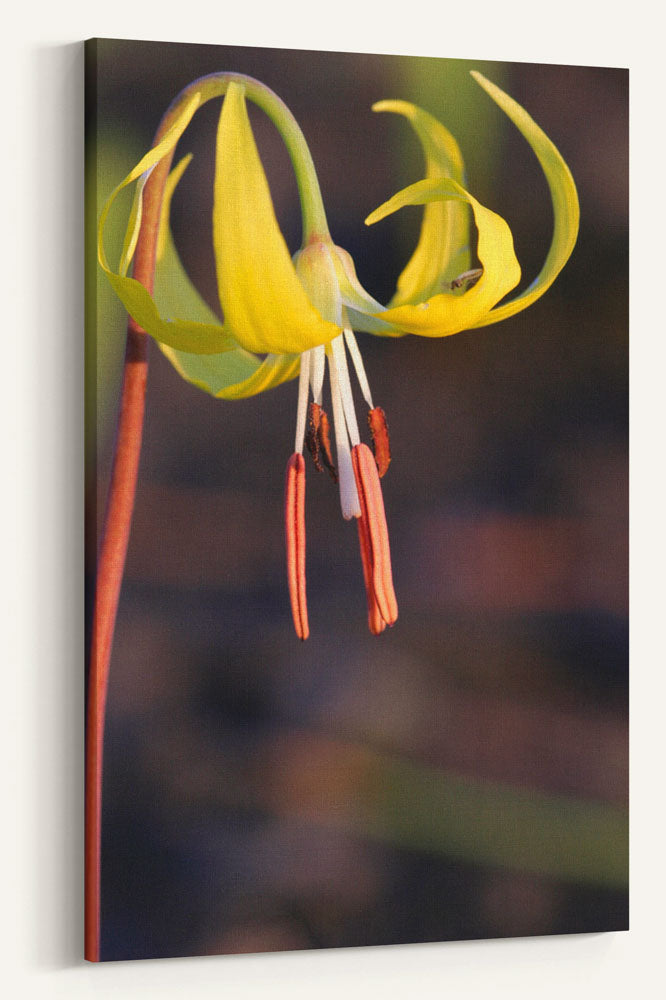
[86,40,628,962]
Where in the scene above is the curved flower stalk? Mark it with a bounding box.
[97,70,579,642]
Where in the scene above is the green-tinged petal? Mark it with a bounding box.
[213,81,339,355]
[153,223,270,392]
[154,199,300,398]
[332,245,384,316]
[345,306,406,336]
[366,177,520,337]
[152,154,236,344]
[153,227,222,328]
[373,100,471,306]
[161,341,301,399]
[329,245,403,336]
[104,271,236,353]
[467,72,579,327]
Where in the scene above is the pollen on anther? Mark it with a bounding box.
[368,407,391,478]
[306,402,337,482]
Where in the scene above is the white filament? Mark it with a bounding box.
[330,334,360,447]
[310,344,326,405]
[294,349,311,454]
[328,348,361,520]
[343,328,374,410]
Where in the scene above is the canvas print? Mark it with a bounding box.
[85,39,628,962]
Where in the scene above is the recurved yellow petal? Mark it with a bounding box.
[467,72,579,327]
[213,82,339,355]
[373,100,471,307]
[98,93,200,278]
[366,177,520,337]
[98,94,233,353]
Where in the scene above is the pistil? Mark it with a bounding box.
[328,341,361,520]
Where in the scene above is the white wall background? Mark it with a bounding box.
[5,2,662,996]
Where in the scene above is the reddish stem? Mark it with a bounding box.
[85,146,174,962]
[85,69,321,961]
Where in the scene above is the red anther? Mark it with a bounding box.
[351,443,398,629]
[305,403,323,470]
[285,453,309,640]
[368,407,391,478]
[356,515,387,635]
[306,402,338,482]
[317,408,337,482]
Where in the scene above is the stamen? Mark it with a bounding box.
[306,402,337,481]
[343,329,374,410]
[305,402,323,471]
[316,408,336,481]
[356,515,387,635]
[294,350,311,454]
[328,350,361,520]
[331,334,360,447]
[285,453,309,640]
[368,407,391,478]
[351,443,398,627]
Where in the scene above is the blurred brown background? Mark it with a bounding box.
[86,40,628,961]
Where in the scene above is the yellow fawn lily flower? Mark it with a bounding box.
[98,71,579,638]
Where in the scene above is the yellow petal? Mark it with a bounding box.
[366,177,521,337]
[372,100,471,306]
[213,82,339,355]
[467,72,579,327]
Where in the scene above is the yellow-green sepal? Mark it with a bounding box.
[373,100,471,307]
[366,177,520,337]
[467,72,580,327]
[213,82,339,356]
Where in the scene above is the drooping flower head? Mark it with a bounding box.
[98,70,579,639]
